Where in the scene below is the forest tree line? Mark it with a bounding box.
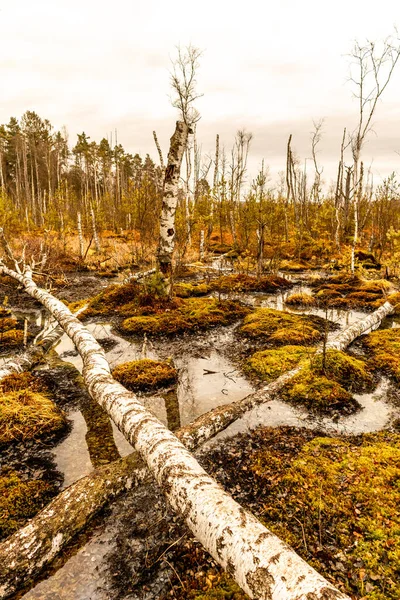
[1,110,400,266]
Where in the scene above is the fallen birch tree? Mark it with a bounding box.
[0,262,350,600]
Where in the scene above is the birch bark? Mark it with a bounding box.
[0,263,349,600]
[157,121,189,276]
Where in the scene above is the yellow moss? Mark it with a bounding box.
[190,572,248,599]
[0,372,47,393]
[285,292,316,307]
[112,359,178,392]
[363,328,400,381]
[252,432,400,600]
[0,329,25,349]
[212,274,291,293]
[0,469,58,540]
[279,259,311,271]
[174,282,211,298]
[121,298,250,336]
[311,350,373,391]
[280,372,354,412]
[280,350,371,412]
[82,282,140,317]
[0,389,66,444]
[243,345,315,381]
[241,309,326,345]
[0,317,18,331]
[67,298,90,312]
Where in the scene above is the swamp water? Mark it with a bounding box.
[2,287,397,600]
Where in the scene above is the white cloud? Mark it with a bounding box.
[0,0,399,185]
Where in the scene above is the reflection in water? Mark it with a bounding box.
[162,388,181,431]
[80,396,121,468]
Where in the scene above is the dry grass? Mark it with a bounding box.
[0,389,66,444]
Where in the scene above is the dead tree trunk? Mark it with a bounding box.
[0,263,349,600]
[0,295,391,597]
[157,121,189,277]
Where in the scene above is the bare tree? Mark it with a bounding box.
[170,45,203,128]
[310,119,324,204]
[348,30,400,270]
[157,46,202,279]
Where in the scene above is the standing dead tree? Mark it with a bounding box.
[0,254,350,600]
[348,31,400,271]
[157,45,202,279]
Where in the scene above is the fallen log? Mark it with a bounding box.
[0,263,349,600]
[0,283,392,598]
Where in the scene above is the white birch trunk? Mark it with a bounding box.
[157,121,189,276]
[0,264,349,600]
[77,212,84,259]
[199,229,205,261]
[0,290,390,598]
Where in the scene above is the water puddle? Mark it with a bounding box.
[203,377,397,449]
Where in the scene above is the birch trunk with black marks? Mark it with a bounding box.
[0,264,349,600]
[157,121,189,277]
[0,294,389,597]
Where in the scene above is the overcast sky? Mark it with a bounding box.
[1,0,399,188]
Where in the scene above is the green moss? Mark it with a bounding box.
[251,431,400,600]
[311,349,373,391]
[244,345,315,382]
[0,389,66,444]
[285,292,316,306]
[280,372,354,412]
[0,469,58,540]
[121,298,250,336]
[241,308,328,345]
[280,350,371,413]
[212,274,292,293]
[174,282,211,298]
[112,359,178,392]
[363,329,400,381]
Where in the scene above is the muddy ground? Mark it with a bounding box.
[1,269,399,600]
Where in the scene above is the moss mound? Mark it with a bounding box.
[212,274,292,293]
[112,359,178,392]
[174,282,211,298]
[0,469,58,541]
[243,345,315,382]
[121,298,250,336]
[0,389,66,444]
[280,350,371,413]
[285,292,316,306]
[312,349,373,391]
[82,282,141,317]
[0,329,25,349]
[363,328,400,381]
[279,259,311,271]
[251,430,400,600]
[241,308,329,345]
[0,372,47,393]
[281,372,354,412]
[310,276,393,310]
